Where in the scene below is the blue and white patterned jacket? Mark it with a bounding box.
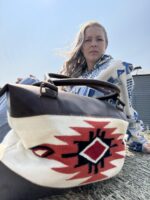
[69,55,147,151]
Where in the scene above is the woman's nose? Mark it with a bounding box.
[91,39,97,46]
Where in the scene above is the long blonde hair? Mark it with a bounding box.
[60,21,108,78]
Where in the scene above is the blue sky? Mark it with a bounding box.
[0,0,150,86]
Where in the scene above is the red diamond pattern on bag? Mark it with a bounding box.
[79,137,109,163]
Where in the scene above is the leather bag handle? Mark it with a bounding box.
[43,73,125,110]
[44,73,120,101]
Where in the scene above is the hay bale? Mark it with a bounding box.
[40,150,150,200]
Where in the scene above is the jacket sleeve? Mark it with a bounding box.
[96,59,147,148]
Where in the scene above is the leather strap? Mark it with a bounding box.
[45,73,120,100]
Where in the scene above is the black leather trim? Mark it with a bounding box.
[6,84,125,120]
[0,162,67,200]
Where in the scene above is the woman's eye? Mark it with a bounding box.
[97,38,103,41]
[85,39,91,42]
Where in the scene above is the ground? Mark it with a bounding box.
[40,144,150,200]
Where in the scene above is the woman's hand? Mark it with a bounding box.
[143,143,150,153]
[16,78,23,84]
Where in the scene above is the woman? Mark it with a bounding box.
[60,21,150,153]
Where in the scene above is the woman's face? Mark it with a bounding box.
[81,25,107,70]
